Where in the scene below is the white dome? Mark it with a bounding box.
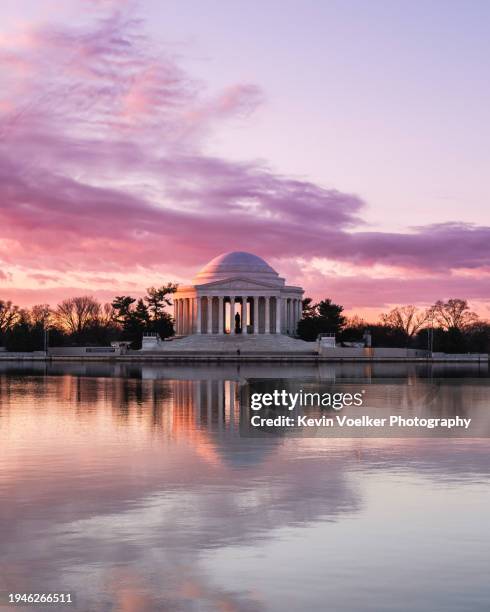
[193,251,283,285]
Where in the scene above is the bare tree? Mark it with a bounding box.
[30,304,53,327]
[0,300,20,332]
[99,303,115,328]
[345,315,367,329]
[380,305,429,338]
[55,296,101,334]
[430,298,478,331]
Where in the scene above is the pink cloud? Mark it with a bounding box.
[308,274,490,310]
[27,273,59,285]
[0,3,489,311]
[0,287,134,308]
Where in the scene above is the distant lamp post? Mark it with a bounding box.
[43,317,50,355]
[427,313,434,357]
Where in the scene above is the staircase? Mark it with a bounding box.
[140,334,316,354]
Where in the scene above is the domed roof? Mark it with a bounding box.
[193,251,282,285]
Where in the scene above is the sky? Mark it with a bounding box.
[0,0,489,320]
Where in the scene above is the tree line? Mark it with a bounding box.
[297,297,490,353]
[0,284,177,351]
[1,290,489,353]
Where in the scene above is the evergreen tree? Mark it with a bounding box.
[297,298,346,341]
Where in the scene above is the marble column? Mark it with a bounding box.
[265,296,270,334]
[192,297,197,334]
[196,296,201,334]
[218,296,224,334]
[230,296,236,334]
[207,296,213,334]
[242,296,248,334]
[253,297,259,334]
[275,296,281,334]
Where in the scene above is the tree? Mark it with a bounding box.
[0,300,20,333]
[142,284,176,341]
[4,309,32,351]
[122,299,150,349]
[297,298,346,341]
[30,304,52,327]
[341,315,367,343]
[27,304,53,351]
[144,284,177,319]
[112,296,136,325]
[317,299,347,332]
[111,296,151,349]
[301,297,316,318]
[464,321,490,353]
[134,299,150,325]
[55,296,101,336]
[430,298,478,331]
[346,315,367,329]
[380,305,429,344]
[99,302,115,328]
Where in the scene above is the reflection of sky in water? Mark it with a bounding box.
[0,363,489,611]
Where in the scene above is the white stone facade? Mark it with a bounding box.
[173,252,303,336]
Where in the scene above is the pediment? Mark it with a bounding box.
[195,276,282,290]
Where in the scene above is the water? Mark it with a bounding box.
[0,362,489,611]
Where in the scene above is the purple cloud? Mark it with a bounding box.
[0,2,489,310]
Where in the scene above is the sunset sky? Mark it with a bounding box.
[1,0,489,320]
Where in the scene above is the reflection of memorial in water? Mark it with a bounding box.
[171,379,238,432]
[170,378,286,467]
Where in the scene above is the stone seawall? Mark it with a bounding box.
[1,353,487,363]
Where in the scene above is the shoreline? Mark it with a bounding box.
[0,354,488,363]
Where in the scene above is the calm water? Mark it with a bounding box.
[1,362,489,612]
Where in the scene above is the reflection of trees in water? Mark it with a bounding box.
[0,359,488,433]
[1,362,489,433]
[371,379,489,420]
[108,378,173,425]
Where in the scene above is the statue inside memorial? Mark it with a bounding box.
[235,311,241,334]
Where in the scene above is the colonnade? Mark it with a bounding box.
[173,295,302,336]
